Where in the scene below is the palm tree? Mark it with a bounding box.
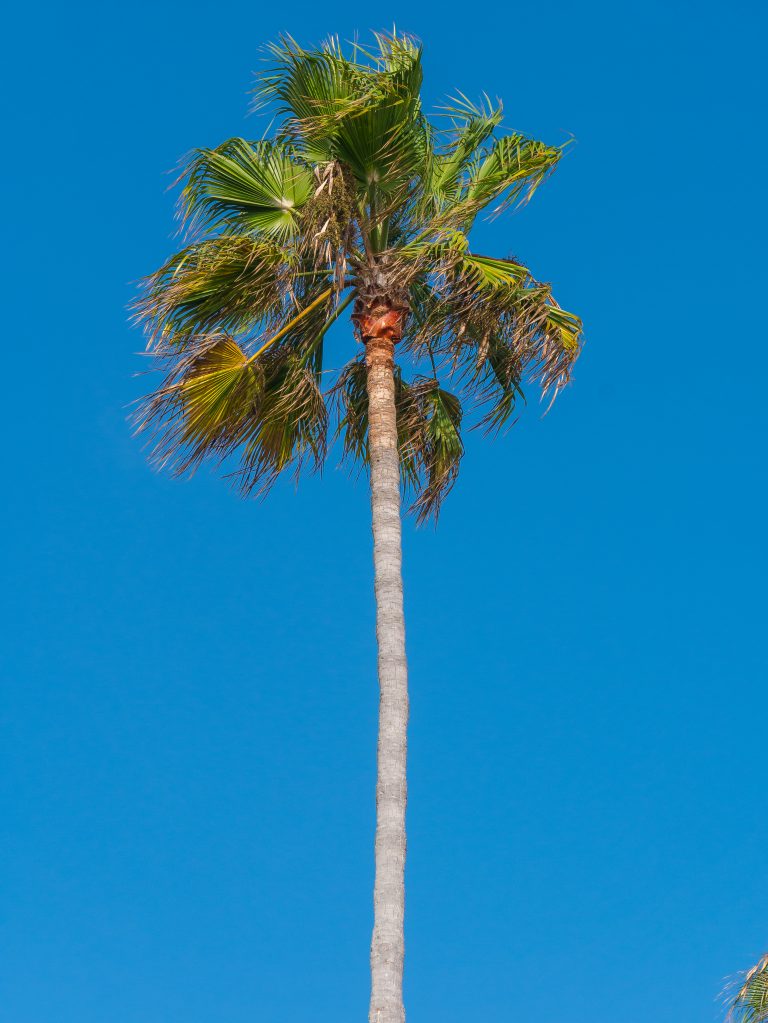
[725,954,768,1023]
[134,31,583,1023]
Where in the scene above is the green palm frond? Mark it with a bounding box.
[235,349,328,493]
[179,138,314,239]
[400,234,582,430]
[332,357,369,469]
[137,335,262,475]
[458,250,529,288]
[135,235,287,347]
[726,955,768,1023]
[256,36,366,143]
[136,284,345,494]
[466,133,564,212]
[333,360,463,521]
[442,93,504,158]
[455,252,582,409]
[419,133,565,234]
[401,378,464,522]
[136,331,329,495]
[429,92,503,202]
[256,33,428,220]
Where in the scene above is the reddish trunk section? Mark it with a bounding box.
[353,299,407,349]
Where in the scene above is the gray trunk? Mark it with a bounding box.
[365,336,408,1023]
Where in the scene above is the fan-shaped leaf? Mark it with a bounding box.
[180,139,313,239]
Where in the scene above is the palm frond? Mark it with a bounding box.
[401,378,464,522]
[465,133,564,216]
[429,92,503,202]
[135,283,344,494]
[178,138,314,239]
[333,360,463,521]
[726,955,768,1023]
[137,334,263,475]
[136,332,329,496]
[399,235,582,428]
[419,133,565,234]
[255,32,428,217]
[332,357,370,469]
[235,349,328,493]
[134,235,287,348]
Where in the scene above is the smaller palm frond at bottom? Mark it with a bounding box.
[333,359,463,523]
[135,332,327,496]
[725,955,768,1023]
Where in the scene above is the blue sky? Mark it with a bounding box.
[3,1,767,1021]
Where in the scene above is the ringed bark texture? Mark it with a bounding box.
[363,309,409,1023]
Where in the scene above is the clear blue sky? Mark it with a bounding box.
[3,1,766,1021]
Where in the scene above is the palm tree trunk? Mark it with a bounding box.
[365,333,408,1023]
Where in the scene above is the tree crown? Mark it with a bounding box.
[135,31,583,520]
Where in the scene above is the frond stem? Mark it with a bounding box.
[247,287,335,363]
